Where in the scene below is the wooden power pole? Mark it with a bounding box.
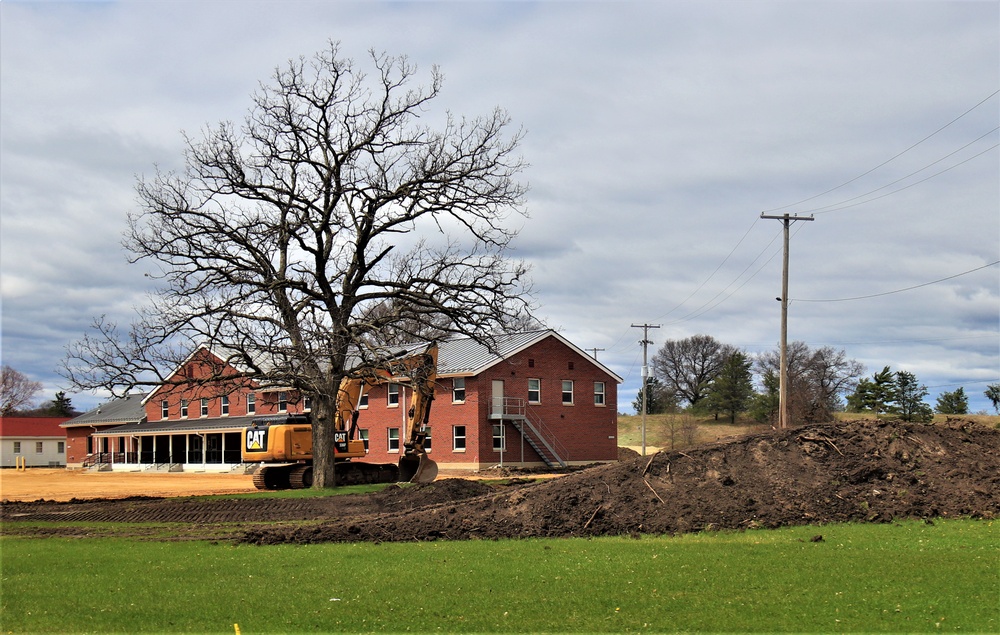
[631,323,660,455]
[760,213,814,429]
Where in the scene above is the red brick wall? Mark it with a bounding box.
[354,335,618,468]
[144,349,300,422]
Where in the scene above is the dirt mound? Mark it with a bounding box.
[241,418,1000,544]
[4,419,997,544]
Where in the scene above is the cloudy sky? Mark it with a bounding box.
[2,1,998,414]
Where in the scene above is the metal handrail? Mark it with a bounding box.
[492,397,568,467]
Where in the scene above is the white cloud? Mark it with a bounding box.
[1,0,996,413]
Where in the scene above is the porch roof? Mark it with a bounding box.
[92,415,256,437]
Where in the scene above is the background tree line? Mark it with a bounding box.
[632,335,1000,424]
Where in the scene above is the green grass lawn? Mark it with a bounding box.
[2,518,996,633]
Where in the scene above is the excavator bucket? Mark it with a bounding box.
[398,453,438,483]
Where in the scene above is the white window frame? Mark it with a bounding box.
[13,441,21,454]
[562,380,574,405]
[388,428,400,452]
[246,393,256,414]
[528,378,541,404]
[423,427,432,453]
[452,377,466,403]
[304,396,312,411]
[492,424,506,452]
[453,425,466,452]
[220,395,230,416]
[278,391,288,413]
[359,392,369,409]
[35,441,43,454]
[161,400,169,420]
[200,398,209,417]
[388,384,400,407]
[594,381,606,406]
[180,399,189,418]
[360,428,369,452]
[58,441,65,453]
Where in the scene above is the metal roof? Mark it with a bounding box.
[436,329,624,382]
[92,415,257,437]
[62,393,147,428]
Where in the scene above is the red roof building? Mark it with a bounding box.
[0,417,70,468]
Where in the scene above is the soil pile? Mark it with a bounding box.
[3,418,997,544]
[243,417,1000,544]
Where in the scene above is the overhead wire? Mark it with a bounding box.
[802,127,999,215]
[760,89,999,214]
[792,260,999,302]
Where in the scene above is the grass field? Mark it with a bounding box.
[2,518,996,633]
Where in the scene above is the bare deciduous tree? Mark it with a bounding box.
[756,342,864,424]
[651,335,736,408]
[63,44,535,487]
[0,365,43,415]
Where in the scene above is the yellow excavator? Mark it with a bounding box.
[242,344,439,489]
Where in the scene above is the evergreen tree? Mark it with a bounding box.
[748,370,779,425]
[703,352,754,423]
[935,387,968,415]
[632,377,673,415]
[985,383,1000,414]
[889,371,933,422]
[47,391,77,416]
[846,366,895,417]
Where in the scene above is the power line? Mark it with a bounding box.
[801,128,999,215]
[761,90,1000,214]
[809,142,999,216]
[792,260,999,303]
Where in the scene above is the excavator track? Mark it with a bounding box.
[288,465,313,489]
[252,462,399,489]
[335,461,399,486]
[252,465,294,490]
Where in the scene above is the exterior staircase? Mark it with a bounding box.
[492,397,568,468]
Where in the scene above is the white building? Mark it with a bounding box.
[0,417,69,468]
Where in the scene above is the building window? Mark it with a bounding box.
[568,361,574,370]
[278,391,287,413]
[220,395,230,416]
[58,441,65,453]
[180,399,189,418]
[528,358,535,368]
[36,441,43,454]
[304,396,312,411]
[453,425,466,452]
[247,393,256,414]
[528,378,541,404]
[492,424,505,452]
[452,378,466,403]
[388,384,400,407]
[359,392,369,409]
[562,380,574,405]
[388,428,400,452]
[200,398,209,417]
[161,400,169,420]
[594,381,606,406]
[13,441,21,454]
[360,429,369,452]
[423,427,432,452]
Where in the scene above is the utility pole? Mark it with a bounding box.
[631,323,660,455]
[760,213,814,429]
[587,347,605,360]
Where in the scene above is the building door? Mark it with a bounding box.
[492,380,505,416]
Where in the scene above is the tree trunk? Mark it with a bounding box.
[311,394,337,489]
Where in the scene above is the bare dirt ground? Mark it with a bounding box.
[0,469,260,502]
[2,418,997,545]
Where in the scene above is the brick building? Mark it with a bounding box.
[82,330,621,472]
